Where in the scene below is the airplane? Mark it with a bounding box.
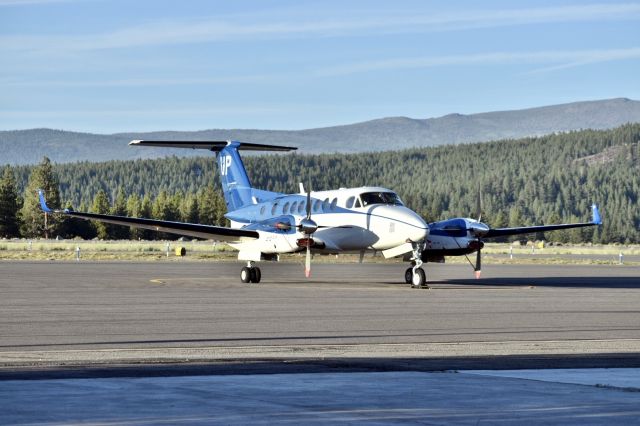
[38,140,601,288]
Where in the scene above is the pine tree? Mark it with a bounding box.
[109,187,129,240]
[91,190,110,239]
[0,166,20,238]
[126,193,143,240]
[180,193,199,224]
[140,193,153,240]
[199,185,227,226]
[20,157,61,238]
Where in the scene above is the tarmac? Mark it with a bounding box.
[1,260,639,424]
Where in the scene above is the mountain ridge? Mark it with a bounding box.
[2,98,639,165]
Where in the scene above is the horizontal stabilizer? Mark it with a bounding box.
[129,140,297,152]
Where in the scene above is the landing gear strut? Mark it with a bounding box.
[241,261,261,283]
[406,243,428,289]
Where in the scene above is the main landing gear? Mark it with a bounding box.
[240,261,261,283]
[405,243,429,289]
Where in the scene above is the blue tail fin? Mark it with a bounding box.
[128,139,296,213]
[218,142,254,212]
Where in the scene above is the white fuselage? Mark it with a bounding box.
[229,186,428,258]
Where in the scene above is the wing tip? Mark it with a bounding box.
[591,204,602,225]
[38,189,52,213]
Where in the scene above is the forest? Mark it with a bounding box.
[2,123,639,243]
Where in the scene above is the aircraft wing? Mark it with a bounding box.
[484,204,602,239]
[38,190,258,242]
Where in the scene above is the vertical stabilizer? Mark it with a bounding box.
[218,142,253,212]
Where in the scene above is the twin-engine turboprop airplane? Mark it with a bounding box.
[39,140,602,288]
[39,140,431,286]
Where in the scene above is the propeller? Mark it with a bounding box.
[297,183,318,278]
[474,247,482,279]
[472,188,485,279]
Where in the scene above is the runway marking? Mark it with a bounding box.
[149,279,165,284]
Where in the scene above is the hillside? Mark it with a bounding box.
[2,98,640,165]
[10,123,640,244]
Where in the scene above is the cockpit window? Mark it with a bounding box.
[346,196,355,208]
[359,192,404,206]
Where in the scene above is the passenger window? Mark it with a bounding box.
[322,198,330,212]
[313,200,321,212]
[330,198,338,211]
[290,201,297,214]
[346,196,355,208]
[271,203,278,215]
[298,201,305,214]
[260,205,265,215]
[283,202,290,214]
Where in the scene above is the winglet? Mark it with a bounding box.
[592,204,602,225]
[38,189,53,213]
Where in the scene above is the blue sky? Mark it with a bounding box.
[1,0,639,133]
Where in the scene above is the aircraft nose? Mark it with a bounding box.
[393,206,429,241]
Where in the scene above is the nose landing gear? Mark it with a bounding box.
[405,243,429,289]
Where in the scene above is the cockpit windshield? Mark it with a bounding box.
[360,192,404,206]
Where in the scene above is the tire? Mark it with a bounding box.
[411,268,426,287]
[241,266,252,283]
[404,268,413,284]
[250,267,261,283]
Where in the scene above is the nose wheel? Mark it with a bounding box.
[241,263,262,283]
[406,267,426,288]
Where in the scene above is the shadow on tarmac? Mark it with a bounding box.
[3,353,640,381]
[430,276,640,289]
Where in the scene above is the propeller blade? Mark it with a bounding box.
[306,186,311,220]
[305,243,311,278]
[474,248,482,279]
[476,188,483,222]
[303,180,313,278]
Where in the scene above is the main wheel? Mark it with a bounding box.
[404,268,413,284]
[250,267,261,283]
[240,266,252,283]
[411,268,426,287]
